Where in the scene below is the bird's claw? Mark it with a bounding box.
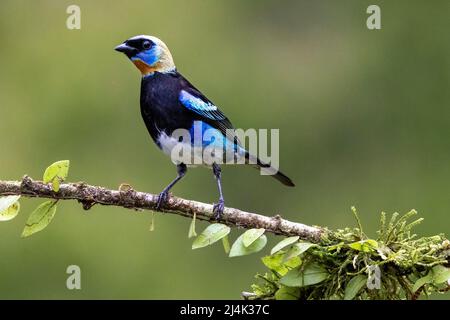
[213,199,225,220]
[156,191,169,211]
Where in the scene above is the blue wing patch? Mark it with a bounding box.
[179,90,226,121]
[179,88,241,147]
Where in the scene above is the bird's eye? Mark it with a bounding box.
[142,41,152,50]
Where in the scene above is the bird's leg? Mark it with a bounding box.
[212,163,225,220]
[156,163,187,210]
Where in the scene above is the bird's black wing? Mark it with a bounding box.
[176,74,294,186]
[178,75,241,145]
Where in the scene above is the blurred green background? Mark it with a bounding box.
[0,0,449,299]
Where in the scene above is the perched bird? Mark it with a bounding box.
[115,35,294,219]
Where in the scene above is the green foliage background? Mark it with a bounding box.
[0,0,448,299]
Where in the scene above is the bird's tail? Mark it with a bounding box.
[245,153,295,187]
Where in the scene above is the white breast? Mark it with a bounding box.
[157,132,245,167]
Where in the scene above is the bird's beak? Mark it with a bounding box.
[114,43,137,56]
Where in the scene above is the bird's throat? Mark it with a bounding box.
[133,59,158,76]
[132,59,175,77]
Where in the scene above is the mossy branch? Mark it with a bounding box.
[248,210,450,300]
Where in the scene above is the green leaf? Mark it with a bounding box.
[21,201,58,238]
[242,228,265,247]
[262,253,301,276]
[52,179,60,192]
[192,223,230,249]
[344,275,367,300]
[364,239,379,248]
[280,263,329,287]
[0,196,21,221]
[348,239,378,252]
[412,273,432,293]
[411,266,450,293]
[43,160,70,192]
[222,235,230,254]
[270,236,300,255]
[262,253,285,273]
[229,234,267,257]
[188,212,197,238]
[284,255,302,270]
[283,242,315,262]
[431,265,450,284]
[275,286,300,300]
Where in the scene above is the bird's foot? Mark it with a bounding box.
[156,191,169,211]
[213,199,225,220]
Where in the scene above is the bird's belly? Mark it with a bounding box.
[157,131,245,167]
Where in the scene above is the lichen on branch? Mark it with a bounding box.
[0,175,325,241]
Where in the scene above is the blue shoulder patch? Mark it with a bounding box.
[179,90,225,120]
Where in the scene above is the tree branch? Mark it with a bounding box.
[2,175,449,300]
[0,176,326,242]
